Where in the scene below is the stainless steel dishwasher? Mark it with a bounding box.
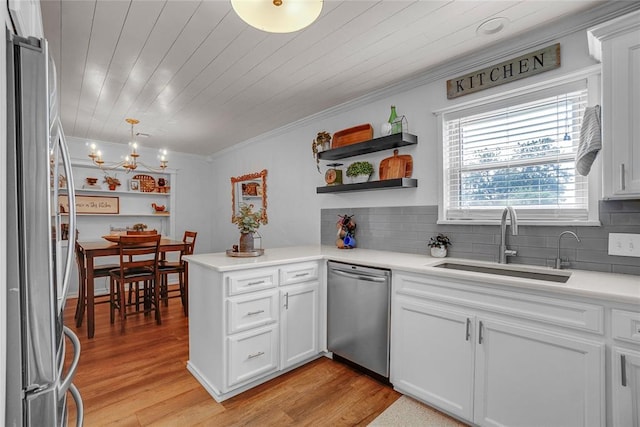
[327,261,391,381]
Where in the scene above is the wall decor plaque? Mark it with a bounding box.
[446,43,561,99]
[59,195,119,215]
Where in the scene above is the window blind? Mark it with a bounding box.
[443,86,589,222]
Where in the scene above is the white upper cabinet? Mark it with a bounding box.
[588,11,640,199]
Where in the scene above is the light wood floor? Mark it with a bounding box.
[63,293,401,426]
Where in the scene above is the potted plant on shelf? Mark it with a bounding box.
[428,233,451,258]
[232,203,267,252]
[103,173,121,191]
[346,161,374,183]
[312,131,332,172]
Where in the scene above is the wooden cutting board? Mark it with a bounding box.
[379,149,413,180]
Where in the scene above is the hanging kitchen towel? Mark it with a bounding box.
[575,105,601,176]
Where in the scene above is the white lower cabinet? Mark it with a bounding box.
[474,319,604,427]
[393,298,474,420]
[612,347,640,427]
[391,272,605,426]
[187,260,324,402]
[280,281,319,368]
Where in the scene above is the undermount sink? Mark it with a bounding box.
[433,262,571,283]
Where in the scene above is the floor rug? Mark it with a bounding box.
[368,395,467,426]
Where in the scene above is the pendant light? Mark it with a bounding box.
[231,0,323,33]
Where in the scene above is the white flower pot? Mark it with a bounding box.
[430,246,447,258]
[350,174,370,184]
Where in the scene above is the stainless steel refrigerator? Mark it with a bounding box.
[6,31,83,426]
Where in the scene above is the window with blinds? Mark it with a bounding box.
[442,83,590,222]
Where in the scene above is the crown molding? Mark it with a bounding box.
[210,1,640,159]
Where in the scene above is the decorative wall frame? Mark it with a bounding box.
[231,169,267,224]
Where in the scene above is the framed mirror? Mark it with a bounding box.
[231,169,267,223]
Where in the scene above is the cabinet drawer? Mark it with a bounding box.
[612,309,640,344]
[280,262,318,286]
[395,272,604,333]
[226,268,278,296]
[227,290,278,334]
[227,324,278,387]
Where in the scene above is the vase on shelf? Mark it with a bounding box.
[239,232,254,252]
[430,246,447,258]
[350,174,371,184]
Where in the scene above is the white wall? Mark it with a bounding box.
[208,26,599,252]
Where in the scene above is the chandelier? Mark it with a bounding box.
[88,118,168,173]
[231,0,323,33]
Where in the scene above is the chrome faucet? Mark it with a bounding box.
[499,207,518,264]
[555,231,580,269]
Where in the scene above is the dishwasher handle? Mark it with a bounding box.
[330,269,388,283]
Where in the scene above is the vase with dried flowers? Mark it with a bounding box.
[232,203,267,252]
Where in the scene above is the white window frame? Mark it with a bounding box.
[435,66,602,226]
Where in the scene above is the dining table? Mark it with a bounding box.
[75,237,187,338]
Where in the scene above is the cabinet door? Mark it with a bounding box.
[612,347,640,427]
[391,298,474,420]
[280,282,319,368]
[602,29,640,198]
[473,319,604,427]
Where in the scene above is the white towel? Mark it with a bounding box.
[576,105,601,176]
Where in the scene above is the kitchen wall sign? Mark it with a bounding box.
[59,194,119,215]
[446,43,560,99]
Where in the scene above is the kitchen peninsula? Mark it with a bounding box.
[185,246,640,426]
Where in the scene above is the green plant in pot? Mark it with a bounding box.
[346,161,374,183]
[232,203,267,252]
[428,233,451,258]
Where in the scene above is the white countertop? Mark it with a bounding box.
[185,246,640,305]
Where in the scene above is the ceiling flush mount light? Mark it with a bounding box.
[231,0,323,33]
[476,17,510,36]
[87,118,168,173]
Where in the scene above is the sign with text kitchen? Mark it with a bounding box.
[446,43,561,99]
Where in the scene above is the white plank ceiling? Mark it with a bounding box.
[40,0,613,156]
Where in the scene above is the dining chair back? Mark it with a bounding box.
[109,234,162,326]
[74,232,118,328]
[158,230,197,316]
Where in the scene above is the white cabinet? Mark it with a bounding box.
[612,347,640,427]
[588,11,640,199]
[391,272,605,426]
[611,309,640,427]
[187,260,324,402]
[474,319,604,427]
[280,282,319,368]
[279,262,320,369]
[392,298,474,420]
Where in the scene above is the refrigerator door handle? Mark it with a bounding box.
[58,326,81,396]
[68,383,85,427]
[56,119,76,312]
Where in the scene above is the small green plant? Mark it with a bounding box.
[428,233,452,248]
[233,203,267,234]
[346,161,374,177]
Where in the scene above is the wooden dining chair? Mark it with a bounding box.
[109,234,162,326]
[158,230,197,316]
[74,233,118,328]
